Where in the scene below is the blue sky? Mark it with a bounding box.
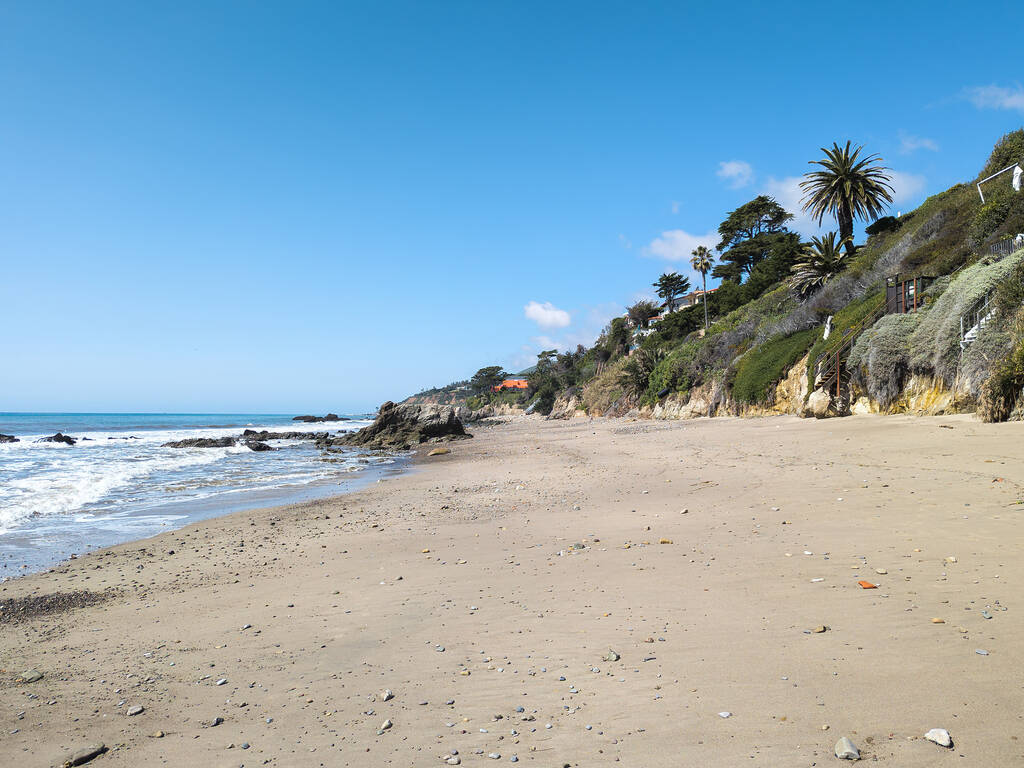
[3,1,1024,412]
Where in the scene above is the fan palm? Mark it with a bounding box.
[689,246,715,329]
[800,141,894,255]
[790,232,852,298]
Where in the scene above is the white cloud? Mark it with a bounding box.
[671,200,680,214]
[965,84,1024,113]
[510,302,621,369]
[524,300,571,329]
[899,134,939,154]
[888,170,927,204]
[717,160,754,189]
[645,228,719,261]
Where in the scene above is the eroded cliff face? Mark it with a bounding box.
[849,374,975,416]
[771,353,810,415]
[546,392,586,420]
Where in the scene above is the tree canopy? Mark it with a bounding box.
[626,300,662,329]
[469,365,506,394]
[652,271,691,311]
[713,196,794,283]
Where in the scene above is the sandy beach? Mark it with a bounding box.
[2,414,1024,767]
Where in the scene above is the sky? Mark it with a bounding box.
[3,1,1024,412]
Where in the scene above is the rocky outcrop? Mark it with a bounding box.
[547,392,585,420]
[241,429,328,441]
[773,354,810,415]
[243,440,273,452]
[0,434,18,443]
[37,432,76,445]
[162,437,237,448]
[334,401,470,450]
[292,414,347,423]
[803,389,834,418]
[651,381,722,420]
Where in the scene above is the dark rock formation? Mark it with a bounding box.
[162,437,237,448]
[333,401,470,450]
[241,429,327,441]
[243,440,273,452]
[0,434,18,443]
[37,432,76,445]
[292,413,348,423]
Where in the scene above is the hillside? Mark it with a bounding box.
[412,130,1024,423]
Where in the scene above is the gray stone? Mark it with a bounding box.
[804,389,833,419]
[924,728,952,748]
[17,669,43,684]
[126,705,144,716]
[834,736,859,759]
[62,744,107,766]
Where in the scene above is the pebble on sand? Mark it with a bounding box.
[924,728,952,748]
[17,669,43,684]
[61,744,107,766]
[126,705,144,716]
[834,736,859,760]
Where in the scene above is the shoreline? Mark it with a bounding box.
[2,413,1023,766]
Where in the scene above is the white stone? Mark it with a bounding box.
[834,736,859,759]
[924,728,952,748]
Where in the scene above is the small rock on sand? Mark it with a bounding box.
[62,744,107,766]
[834,736,859,759]
[17,669,43,683]
[126,705,144,716]
[427,447,450,456]
[924,728,952,747]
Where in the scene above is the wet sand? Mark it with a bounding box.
[2,413,1023,766]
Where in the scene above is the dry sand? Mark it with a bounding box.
[2,414,1024,766]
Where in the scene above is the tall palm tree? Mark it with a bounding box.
[690,246,715,329]
[652,272,691,312]
[800,141,894,256]
[789,231,852,298]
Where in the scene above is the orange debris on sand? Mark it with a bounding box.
[857,580,878,589]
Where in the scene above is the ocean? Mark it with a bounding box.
[0,412,401,578]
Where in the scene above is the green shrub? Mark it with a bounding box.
[978,129,1024,180]
[731,328,817,405]
[865,216,900,237]
[848,313,921,407]
[804,290,885,389]
[979,310,1024,422]
[909,249,1024,384]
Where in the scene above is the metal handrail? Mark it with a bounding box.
[960,290,995,349]
[813,298,887,397]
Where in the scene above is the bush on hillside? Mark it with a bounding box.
[978,308,1024,422]
[731,328,817,405]
[909,250,1024,384]
[978,129,1024,181]
[865,216,900,237]
[848,313,921,407]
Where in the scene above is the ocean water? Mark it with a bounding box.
[0,413,401,578]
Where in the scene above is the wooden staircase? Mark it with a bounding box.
[813,298,887,406]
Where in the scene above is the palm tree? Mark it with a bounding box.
[652,272,691,313]
[689,246,715,329]
[789,232,852,298]
[800,141,894,256]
